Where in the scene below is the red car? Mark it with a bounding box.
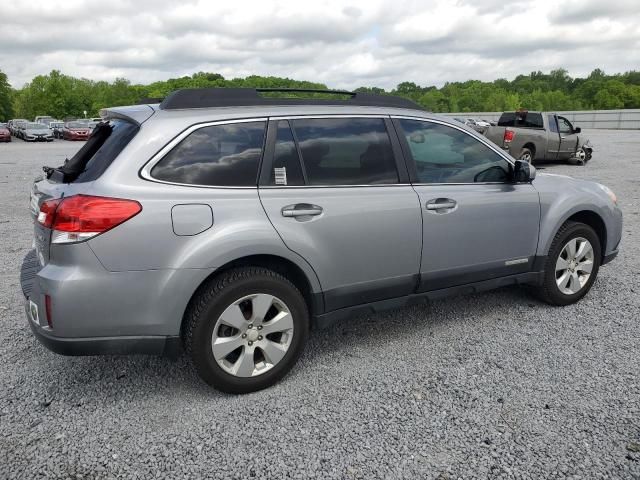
[62,122,92,141]
[0,123,11,142]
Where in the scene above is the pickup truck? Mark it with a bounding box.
[484,111,593,164]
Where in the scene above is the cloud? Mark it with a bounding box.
[1,0,639,90]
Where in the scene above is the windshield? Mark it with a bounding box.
[67,122,87,128]
[27,123,48,129]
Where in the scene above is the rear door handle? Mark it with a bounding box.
[281,204,323,217]
[425,198,457,211]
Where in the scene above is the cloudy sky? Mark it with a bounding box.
[1,0,639,89]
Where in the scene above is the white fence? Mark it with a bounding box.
[440,110,640,130]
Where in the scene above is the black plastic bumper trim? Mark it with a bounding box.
[28,320,181,357]
[602,250,618,265]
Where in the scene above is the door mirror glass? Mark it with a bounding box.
[574,126,581,134]
[513,159,536,182]
[409,132,425,144]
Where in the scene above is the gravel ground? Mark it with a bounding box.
[0,132,639,479]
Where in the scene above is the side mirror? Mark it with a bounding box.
[513,159,536,182]
[409,132,425,144]
[574,126,581,134]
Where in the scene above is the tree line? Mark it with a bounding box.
[1,68,640,122]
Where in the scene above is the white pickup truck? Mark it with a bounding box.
[484,110,593,164]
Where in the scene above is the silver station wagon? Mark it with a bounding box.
[21,88,622,393]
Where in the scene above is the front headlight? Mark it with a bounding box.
[598,184,617,205]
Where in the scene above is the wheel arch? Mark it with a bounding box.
[542,209,607,261]
[180,254,324,337]
[522,142,536,157]
[565,210,607,259]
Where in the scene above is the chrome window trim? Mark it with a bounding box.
[140,113,518,190]
[259,184,413,189]
[139,117,268,188]
[391,114,516,168]
[140,115,399,189]
[271,114,389,120]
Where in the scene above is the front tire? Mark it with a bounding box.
[533,221,601,306]
[183,267,309,394]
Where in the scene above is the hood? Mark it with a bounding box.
[25,128,51,135]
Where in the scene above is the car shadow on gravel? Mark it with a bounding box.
[303,285,541,361]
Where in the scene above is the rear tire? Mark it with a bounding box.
[533,221,601,306]
[519,148,534,164]
[183,267,309,394]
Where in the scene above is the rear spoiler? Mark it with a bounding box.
[99,104,156,125]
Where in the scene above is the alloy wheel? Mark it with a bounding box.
[211,294,294,377]
[555,237,594,295]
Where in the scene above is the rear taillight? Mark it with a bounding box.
[503,129,515,143]
[37,195,142,244]
[37,198,61,228]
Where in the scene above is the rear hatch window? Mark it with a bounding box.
[46,119,139,183]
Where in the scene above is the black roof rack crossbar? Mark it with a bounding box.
[158,87,422,111]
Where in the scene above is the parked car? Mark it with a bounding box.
[49,122,65,139]
[14,120,28,139]
[9,119,28,138]
[0,123,11,142]
[484,110,593,164]
[62,121,92,140]
[21,88,622,394]
[22,122,54,142]
[463,118,491,134]
[35,116,56,126]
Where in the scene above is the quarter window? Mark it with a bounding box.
[398,119,510,184]
[291,118,399,185]
[270,121,305,186]
[150,121,266,186]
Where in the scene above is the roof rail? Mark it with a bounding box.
[158,87,422,111]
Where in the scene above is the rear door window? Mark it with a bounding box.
[290,118,398,185]
[151,121,266,186]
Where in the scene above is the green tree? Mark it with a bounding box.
[0,70,13,121]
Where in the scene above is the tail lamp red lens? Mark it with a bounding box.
[37,195,142,243]
[503,129,515,143]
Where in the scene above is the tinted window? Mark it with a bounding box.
[558,116,573,134]
[519,112,543,128]
[399,119,510,184]
[151,122,266,186]
[270,121,304,186]
[55,119,139,183]
[291,118,398,185]
[498,112,543,128]
[498,112,515,127]
[548,115,559,133]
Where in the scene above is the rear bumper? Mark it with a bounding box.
[20,248,207,357]
[26,311,180,356]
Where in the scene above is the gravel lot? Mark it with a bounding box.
[1,131,639,479]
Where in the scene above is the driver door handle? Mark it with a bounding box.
[426,198,457,211]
